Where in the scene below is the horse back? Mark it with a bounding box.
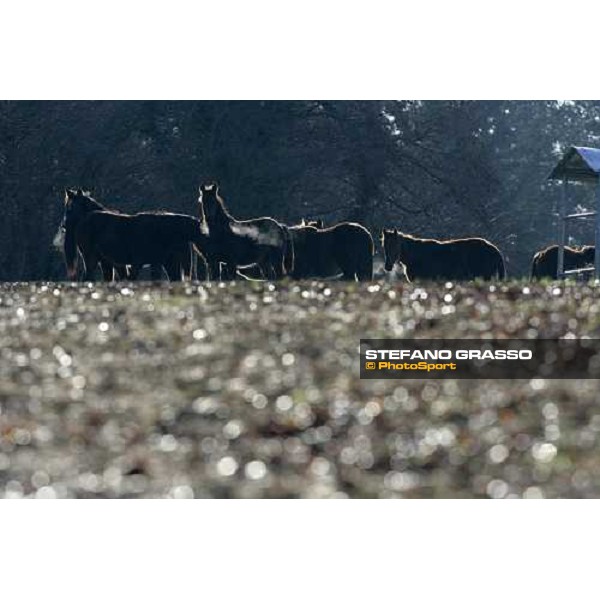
[77,211,203,265]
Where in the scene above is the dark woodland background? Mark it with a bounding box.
[1,100,599,281]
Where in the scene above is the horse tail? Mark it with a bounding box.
[282,225,295,275]
[496,251,506,279]
[530,250,543,280]
[367,230,375,256]
[486,243,506,280]
[494,247,506,279]
[359,229,375,281]
[64,224,79,279]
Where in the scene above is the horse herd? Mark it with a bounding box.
[58,185,593,283]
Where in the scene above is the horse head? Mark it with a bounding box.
[63,188,104,224]
[198,182,222,223]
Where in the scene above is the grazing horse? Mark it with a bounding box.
[381,229,505,281]
[63,189,211,281]
[530,244,595,279]
[198,183,293,280]
[289,221,374,280]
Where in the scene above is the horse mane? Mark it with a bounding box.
[200,185,235,229]
[74,190,107,212]
[213,189,234,221]
[397,231,488,246]
[289,223,318,232]
[566,244,594,256]
[396,231,436,243]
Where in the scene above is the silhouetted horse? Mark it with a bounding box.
[238,220,373,281]
[198,183,293,280]
[289,221,373,280]
[381,229,505,281]
[530,244,595,279]
[54,216,128,281]
[63,189,212,281]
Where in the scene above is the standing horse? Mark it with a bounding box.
[381,229,505,281]
[238,220,373,281]
[198,183,293,280]
[289,221,373,280]
[55,211,128,281]
[63,189,211,281]
[530,244,595,279]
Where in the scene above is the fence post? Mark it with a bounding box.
[596,179,600,279]
[557,177,567,278]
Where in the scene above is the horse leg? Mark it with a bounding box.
[183,245,194,281]
[264,246,285,279]
[272,247,285,279]
[220,263,236,281]
[258,260,277,281]
[114,265,129,281]
[164,255,182,282]
[99,259,115,282]
[196,254,209,281]
[81,250,100,282]
[150,264,163,281]
[127,265,142,281]
[203,259,220,281]
[356,253,374,282]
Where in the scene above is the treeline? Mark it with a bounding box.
[1,100,599,281]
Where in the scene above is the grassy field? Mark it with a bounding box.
[1,279,600,498]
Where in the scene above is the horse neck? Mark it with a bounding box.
[65,195,105,231]
[398,236,417,260]
[206,197,235,234]
[79,195,106,213]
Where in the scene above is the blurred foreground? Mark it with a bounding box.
[1,280,600,498]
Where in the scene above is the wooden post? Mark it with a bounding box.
[596,179,600,279]
[557,177,567,278]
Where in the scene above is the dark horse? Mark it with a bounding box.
[238,219,374,281]
[55,209,128,281]
[530,244,595,279]
[382,229,505,281]
[289,221,373,280]
[63,189,212,281]
[198,183,293,279]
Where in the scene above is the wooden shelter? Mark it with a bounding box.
[548,146,600,278]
